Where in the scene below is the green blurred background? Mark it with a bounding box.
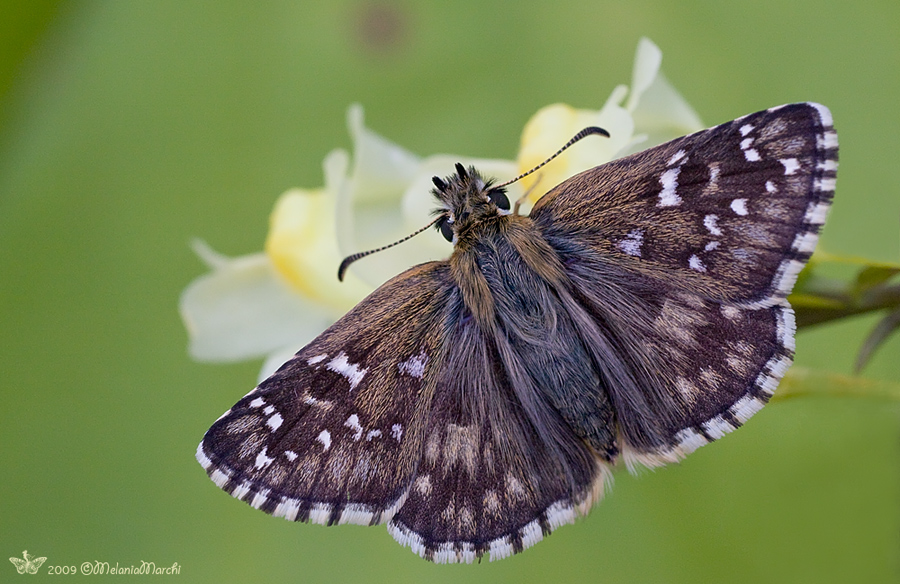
[1,1,898,582]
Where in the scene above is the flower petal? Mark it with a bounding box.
[179,248,331,361]
[626,37,664,112]
[625,72,704,156]
[265,150,372,315]
[336,106,422,285]
[346,103,421,202]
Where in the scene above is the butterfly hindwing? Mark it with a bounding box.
[566,262,796,460]
[532,103,837,308]
[197,262,455,526]
[388,284,604,562]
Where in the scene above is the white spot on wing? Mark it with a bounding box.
[667,149,686,166]
[302,394,333,409]
[326,352,367,390]
[730,395,765,424]
[780,158,800,175]
[249,397,266,408]
[545,500,577,530]
[705,241,720,251]
[254,447,274,470]
[250,489,271,509]
[338,504,375,526]
[266,413,283,432]
[703,214,722,236]
[657,167,682,207]
[739,123,754,136]
[398,350,428,379]
[505,474,526,500]
[777,306,797,352]
[345,414,363,441]
[489,539,514,562]
[791,231,819,253]
[765,180,777,193]
[730,198,748,216]
[743,148,761,162]
[521,519,544,549]
[308,503,332,525]
[617,229,644,257]
[284,450,298,461]
[689,255,706,272]
[676,377,696,398]
[307,354,327,365]
[701,416,734,440]
[365,429,382,441]
[316,430,331,450]
[675,427,707,455]
[210,469,231,488]
[414,475,432,496]
[388,522,425,558]
[391,424,403,441]
[231,481,251,500]
[721,305,742,320]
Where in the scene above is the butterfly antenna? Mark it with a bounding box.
[337,215,443,281]
[494,126,610,189]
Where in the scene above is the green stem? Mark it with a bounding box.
[773,366,900,401]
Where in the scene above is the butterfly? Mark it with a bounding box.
[9,551,47,575]
[196,103,837,563]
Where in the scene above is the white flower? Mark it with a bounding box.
[179,37,703,380]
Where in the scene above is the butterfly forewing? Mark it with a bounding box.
[532,103,837,307]
[532,102,835,459]
[198,262,454,526]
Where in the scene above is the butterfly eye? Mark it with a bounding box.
[438,217,454,242]
[488,188,510,211]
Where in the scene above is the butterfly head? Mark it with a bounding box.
[430,163,511,245]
